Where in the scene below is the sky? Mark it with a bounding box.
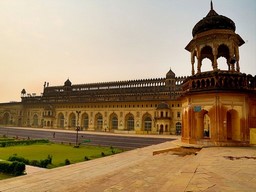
[0,0,255,103]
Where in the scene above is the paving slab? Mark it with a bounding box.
[0,141,256,192]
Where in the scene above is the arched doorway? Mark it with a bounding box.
[33,114,39,127]
[81,113,89,130]
[159,124,164,134]
[227,110,240,141]
[203,113,211,138]
[143,114,152,132]
[95,113,103,130]
[3,113,10,125]
[58,113,65,128]
[69,113,76,128]
[176,122,182,135]
[110,113,118,130]
[125,113,134,131]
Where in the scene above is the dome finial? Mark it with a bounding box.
[210,0,213,10]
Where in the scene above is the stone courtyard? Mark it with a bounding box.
[0,139,256,192]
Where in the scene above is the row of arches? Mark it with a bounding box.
[56,112,153,131]
[183,108,241,141]
[191,43,240,74]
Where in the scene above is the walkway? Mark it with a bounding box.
[0,140,256,192]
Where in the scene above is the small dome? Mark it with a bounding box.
[192,3,236,37]
[166,68,175,79]
[64,79,72,87]
[156,102,170,110]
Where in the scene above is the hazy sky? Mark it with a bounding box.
[0,0,255,103]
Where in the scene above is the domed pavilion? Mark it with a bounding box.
[181,2,256,146]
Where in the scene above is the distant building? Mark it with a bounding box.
[0,69,186,135]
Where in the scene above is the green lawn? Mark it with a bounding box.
[0,143,123,168]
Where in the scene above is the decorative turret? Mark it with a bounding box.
[64,79,72,92]
[185,1,245,75]
[165,68,176,90]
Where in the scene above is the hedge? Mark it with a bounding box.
[0,139,49,147]
[8,155,52,168]
[0,161,25,176]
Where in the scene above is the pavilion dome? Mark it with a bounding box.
[192,2,236,37]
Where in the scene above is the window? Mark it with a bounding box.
[127,116,134,130]
[33,114,38,126]
[177,112,181,118]
[70,114,76,127]
[97,115,103,129]
[83,115,89,129]
[176,122,182,135]
[58,113,64,128]
[112,116,118,129]
[144,117,152,132]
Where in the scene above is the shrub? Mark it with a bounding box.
[0,139,49,147]
[39,159,50,168]
[12,161,26,176]
[65,159,70,165]
[8,154,53,168]
[0,161,25,176]
[29,160,40,167]
[101,152,105,157]
[8,155,30,164]
[47,155,53,164]
[84,156,90,161]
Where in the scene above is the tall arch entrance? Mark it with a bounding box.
[227,110,240,141]
[3,113,10,125]
[195,110,211,139]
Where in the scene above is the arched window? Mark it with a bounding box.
[58,113,65,128]
[33,114,38,127]
[82,113,89,129]
[96,114,103,130]
[144,117,152,132]
[126,114,134,131]
[176,122,182,135]
[3,113,10,125]
[111,116,118,129]
[69,113,76,128]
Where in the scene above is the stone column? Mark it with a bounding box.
[191,52,195,75]
[197,57,202,74]
[235,47,240,72]
[213,46,218,71]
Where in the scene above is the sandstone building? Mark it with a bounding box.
[0,2,255,145]
[0,69,186,135]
